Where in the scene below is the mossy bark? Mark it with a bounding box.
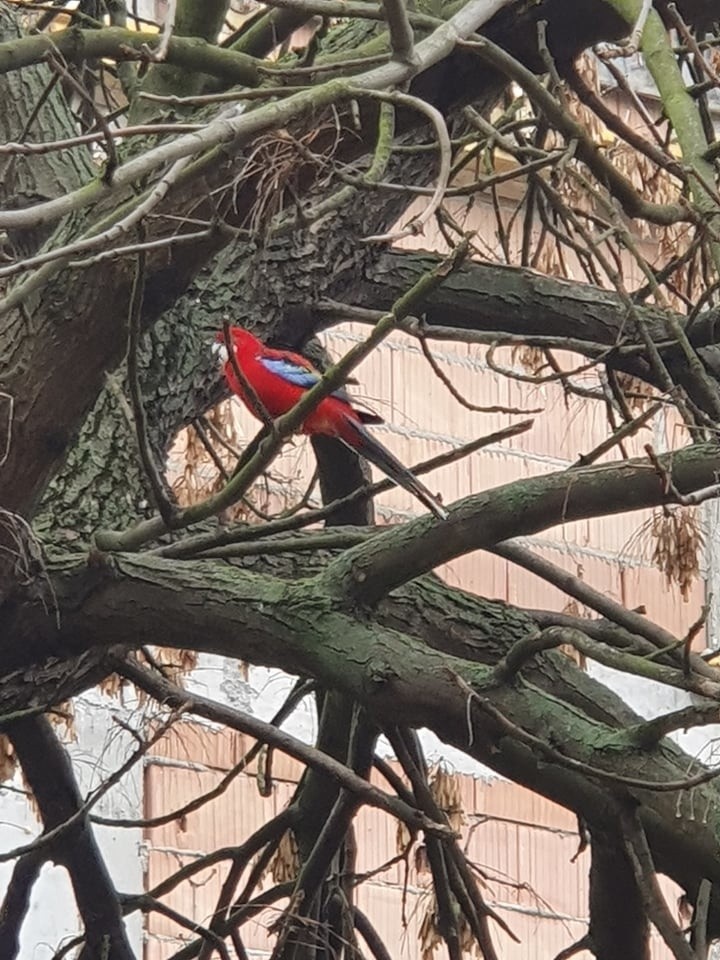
[5,546,720,931]
[3,0,720,952]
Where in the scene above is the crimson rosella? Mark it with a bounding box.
[217,326,448,520]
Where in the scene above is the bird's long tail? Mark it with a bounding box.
[342,420,448,521]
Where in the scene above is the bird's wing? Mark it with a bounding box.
[260,355,321,389]
[260,354,384,423]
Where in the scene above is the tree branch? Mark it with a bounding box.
[320,442,720,604]
[5,548,720,930]
[0,26,259,87]
[95,239,469,551]
[621,807,696,960]
[113,657,454,838]
[8,716,134,960]
[0,848,45,958]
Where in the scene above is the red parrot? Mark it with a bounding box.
[217,326,448,520]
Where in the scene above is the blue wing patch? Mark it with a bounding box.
[260,356,382,422]
[261,356,321,389]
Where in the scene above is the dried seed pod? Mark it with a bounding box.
[614,372,655,412]
[511,344,546,377]
[99,673,124,699]
[48,700,77,742]
[270,828,299,884]
[651,507,702,602]
[0,734,16,783]
[154,646,199,686]
[429,766,465,833]
[418,888,478,959]
[396,817,412,855]
[419,892,442,960]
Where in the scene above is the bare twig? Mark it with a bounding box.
[113,657,455,838]
[144,811,297,903]
[93,679,314,829]
[138,87,313,105]
[0,123,204,156]
[45,50,118,183]
[189,529,370,561]
[486,341,605,384]
[154,420,533,560]
[68,227,214,269]
[358,89,451,244]
[417,333,543,414]
[573,401,663,467]
[234,0,443,30]
[137,893,232,960]
[665,5,720,86]
[596,0,652,57]
[682,600,710,675]
[563,60,679,172]
[143,0,176,62]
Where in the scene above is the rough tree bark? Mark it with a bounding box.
[2,0,720,957]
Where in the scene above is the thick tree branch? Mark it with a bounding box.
[343,248,720,387]
[0,25,259,87]
[589,828,649,960]
[4,542,720,931]
[320,442,720,604]
[0,848,45,958]
[8,716,134,960]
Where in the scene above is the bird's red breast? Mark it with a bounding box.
[216,326,448,519]
[218,326,368,440]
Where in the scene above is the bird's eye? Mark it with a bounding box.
[212,341,229,363]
